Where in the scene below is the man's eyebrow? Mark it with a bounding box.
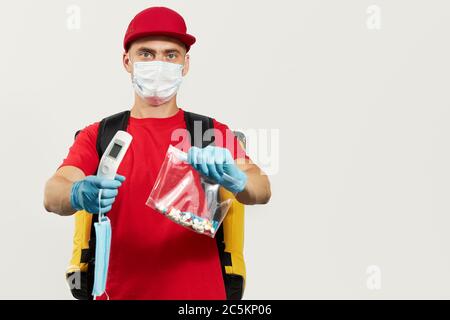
[164,48,182,54]
[135,47,182,54]
[136,47,156,53]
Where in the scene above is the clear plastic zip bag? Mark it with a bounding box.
[146,145,234,237]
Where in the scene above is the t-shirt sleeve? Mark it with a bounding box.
[57,122,100,176]
[212,119,250,160]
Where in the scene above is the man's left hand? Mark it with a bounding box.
[187,146,248,194]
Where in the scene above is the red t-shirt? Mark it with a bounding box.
[58,108,248,300]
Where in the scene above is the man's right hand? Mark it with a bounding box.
[70,175,125,214]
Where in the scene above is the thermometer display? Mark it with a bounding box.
[109,143,122,159]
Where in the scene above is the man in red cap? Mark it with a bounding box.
[44,7,271,300]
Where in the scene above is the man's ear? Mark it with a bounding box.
[182,54,190,77]
[123,52,132,74]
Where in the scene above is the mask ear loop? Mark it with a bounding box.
[98,189,103,222]
[93,189,102,301]
[129,54,138,85]
[128,53,136,70]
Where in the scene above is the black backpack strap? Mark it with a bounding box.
[89,110,130,225]
[73,110,130,149]
[96,110,131,157]
[184,111,215,148]
[184,111,238,299]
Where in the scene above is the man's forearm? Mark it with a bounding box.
[236,166,271,205]
[44,175,77,216]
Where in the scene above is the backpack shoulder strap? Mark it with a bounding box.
[184,111,232,292]
[73,111,130,156]
[96,110,131,157]
[183,111,215,148]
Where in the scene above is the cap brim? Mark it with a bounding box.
[124,31,196,52]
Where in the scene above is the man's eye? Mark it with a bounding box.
[138,52,153,58]
[168,53,177,59]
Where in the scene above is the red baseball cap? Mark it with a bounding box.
[124,7,196,52]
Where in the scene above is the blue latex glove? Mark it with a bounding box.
[70,175,125,214]
[187,146,248,194]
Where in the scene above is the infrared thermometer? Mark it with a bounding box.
[97,130,133,179]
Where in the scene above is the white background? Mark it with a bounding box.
[1,0,450,299]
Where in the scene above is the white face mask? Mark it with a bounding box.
[131,60,184,106]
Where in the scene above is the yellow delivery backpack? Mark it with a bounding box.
[65,110,247,300]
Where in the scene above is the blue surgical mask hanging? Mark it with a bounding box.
[92,189,112,300]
